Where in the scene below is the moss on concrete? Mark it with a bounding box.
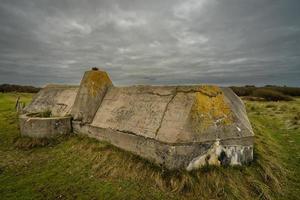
[83,71,112,97]
[198,85,222,97]
[190,85,233,133]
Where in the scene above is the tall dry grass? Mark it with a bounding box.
[59,123,286,200]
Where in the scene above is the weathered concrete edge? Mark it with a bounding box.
[19,114,72,120]
[73,121,254,170]
[19,114,72,138]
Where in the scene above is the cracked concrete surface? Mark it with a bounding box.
[21,70,254,170]
[154,91,177,137]
[24,85,78,117]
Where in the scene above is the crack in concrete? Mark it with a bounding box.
[87,86,225,142]
[144,91,174,96]
[124,87,220,98]
[84,123,254,147]
[114,128,140,137]
[154,90,178,137]
[146,87,221,138]
[176,89,220,98]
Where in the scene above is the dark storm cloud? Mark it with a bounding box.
[0,0,299,86]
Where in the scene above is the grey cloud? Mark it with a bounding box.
[0,0,299,87]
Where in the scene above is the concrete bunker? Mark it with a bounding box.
[20,69,254,171]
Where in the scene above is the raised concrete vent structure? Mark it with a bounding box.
[20,69,254,171]
[19,113,72,138]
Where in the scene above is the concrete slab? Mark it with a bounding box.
[91,86,175,138]
[71,70,113,123]
[24,84,78,117]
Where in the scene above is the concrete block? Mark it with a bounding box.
[71,70,113,124]
[19,113,72,138]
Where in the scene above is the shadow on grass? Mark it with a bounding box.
[13,135,71,150]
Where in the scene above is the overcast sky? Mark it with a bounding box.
[0,0,299,87]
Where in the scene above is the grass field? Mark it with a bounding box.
[0,93,299,200]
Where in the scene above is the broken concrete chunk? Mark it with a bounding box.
[186,139,253,171]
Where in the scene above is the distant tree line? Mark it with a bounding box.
[0,84,40,93]
[1,83,299,101]
[230,85,300,101]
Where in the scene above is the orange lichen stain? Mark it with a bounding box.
[190,85,233,133]
[83,71,112,97]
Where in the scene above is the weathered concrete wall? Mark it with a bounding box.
[73,122,253,170]
[22,69,254,170]
[19,114,72,138]
[88,84,254,169]
[71,70,113,124]
[24,84,78,117]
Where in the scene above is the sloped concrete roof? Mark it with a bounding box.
[91,85,253,144]
[24,84,78,117]
[24,73,253,144]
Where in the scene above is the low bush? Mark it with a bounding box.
[265,85,300,96]
[252,89,293,101]
[230,85,299,101]
[230,86,256,96]
[0,84,40,93]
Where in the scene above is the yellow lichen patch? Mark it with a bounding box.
[198,85,222,97]
[83,71,112,97]
[190,86,233,133]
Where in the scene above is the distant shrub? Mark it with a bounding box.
[279,105,288,111]
[0,84,40,93]
[230,86,256,96]
[252,89,293,101]
[92,67,99,71]
[241,96,265,101]
[296,112,300,119]
[265,86,300,96]
[230,85,300,98]
[265,104,276,108]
